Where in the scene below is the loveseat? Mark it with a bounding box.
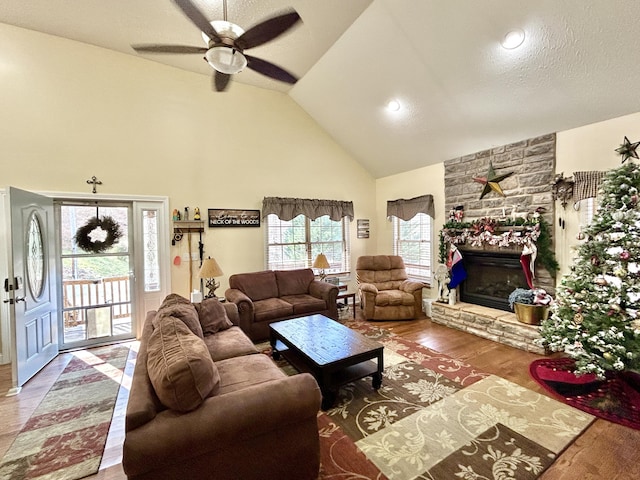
[356,255,426,320]
[225,268,339,341]
[123,294,321,480]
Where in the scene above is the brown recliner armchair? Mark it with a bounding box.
[356,255,425,320]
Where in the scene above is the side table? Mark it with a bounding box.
[336,290,357,319]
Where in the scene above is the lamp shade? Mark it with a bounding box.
[199,257,224,278]
[313,253,330,270]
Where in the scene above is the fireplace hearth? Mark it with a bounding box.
[459,250,528,311]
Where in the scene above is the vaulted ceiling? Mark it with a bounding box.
[3,0,640,178]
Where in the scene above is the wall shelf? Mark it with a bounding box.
[172,220,204,244]
[173,220,204,233]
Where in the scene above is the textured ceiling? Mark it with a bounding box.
[2,0,640,178]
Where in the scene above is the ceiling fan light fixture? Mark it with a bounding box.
[501,29,525,49]
[205,46,247,74]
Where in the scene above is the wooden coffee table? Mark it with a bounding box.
[270,314,384,410]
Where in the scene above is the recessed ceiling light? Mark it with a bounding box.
[501,29,525,49]
[387,99,401,111]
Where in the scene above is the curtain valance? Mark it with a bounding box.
[386,194,435,220]
[573,171,605,202]
[262,197,354,221]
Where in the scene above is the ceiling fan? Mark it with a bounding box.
[132,0,301,91]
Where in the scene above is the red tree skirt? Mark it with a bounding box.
[530,357,640,430]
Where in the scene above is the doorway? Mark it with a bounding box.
[1,189,170,391]
[57,201,134,349]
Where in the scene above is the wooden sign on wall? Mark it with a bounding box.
[208,209,261,227]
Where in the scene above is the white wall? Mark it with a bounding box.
[375,163,445,298]
[0,23,376,356]
[0,23,376,287]
[555,111,640,276]
[1,21,638,358]
[374,112,640,294]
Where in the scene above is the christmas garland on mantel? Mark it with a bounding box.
[439,217,559,277]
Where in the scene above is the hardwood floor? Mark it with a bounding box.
[1,314,639,479]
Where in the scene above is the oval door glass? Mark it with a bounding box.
[26,212,45,298]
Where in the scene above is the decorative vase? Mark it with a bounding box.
[513,303,549,325]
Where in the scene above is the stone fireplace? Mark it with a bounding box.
[429,133,557,354]
[443,132,557,300]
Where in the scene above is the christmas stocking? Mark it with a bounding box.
[447,245,467,289]
[520,241,537,289]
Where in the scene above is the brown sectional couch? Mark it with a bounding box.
[123,294,321,480]
[225,268,339,341]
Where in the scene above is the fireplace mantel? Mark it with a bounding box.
[441,221,543,250]
[440,217,558,282]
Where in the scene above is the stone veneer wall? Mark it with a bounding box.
[444,133,556,223]
[432,134,558,354]
[443,133,557,294]
[431,302,546,354]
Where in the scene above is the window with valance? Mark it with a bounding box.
[262,197,353,275]
[262,197,354,221]
[573,171,605,202]
[386,194,435,220]
[387,194,434,282]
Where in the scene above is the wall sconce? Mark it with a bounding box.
[312,253,330,281]
[551,173,575,209]
[199,256,224,299]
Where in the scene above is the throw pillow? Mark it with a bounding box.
[157,293,203,338]
[147,315,220,412]
[194,298,233,335]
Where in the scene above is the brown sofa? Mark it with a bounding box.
[123,294,321,480]
[225,268,339,341]
[356,255,425,320]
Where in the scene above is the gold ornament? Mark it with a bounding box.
[574,313,584,324]
[603,352,614,361]
[614,268,627,277]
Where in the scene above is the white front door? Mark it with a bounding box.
[5,187,58,391]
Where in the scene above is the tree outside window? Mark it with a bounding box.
[393,213,432,281]
[266,214,350,274]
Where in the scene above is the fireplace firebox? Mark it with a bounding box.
[459,250,528,311]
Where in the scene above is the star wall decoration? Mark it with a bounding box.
[472,162,514,199]
[615,136,640,163]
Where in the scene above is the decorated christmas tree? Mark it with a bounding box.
[539,150,640,379]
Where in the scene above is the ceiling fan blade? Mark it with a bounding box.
[214,71,232,92]
[132,44,208,54]
[235,10,301,50]
[172,0,221,43]
[245,54,298,84]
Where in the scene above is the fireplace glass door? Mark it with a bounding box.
[460,251,527,311]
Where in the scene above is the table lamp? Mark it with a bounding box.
[312,253,330,281]
[199,256,224,299]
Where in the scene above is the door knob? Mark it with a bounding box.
[14,297,25,303]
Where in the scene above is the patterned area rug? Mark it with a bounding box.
[262,319,595,479]
[530,357,640,430]
[0,344,131,480]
